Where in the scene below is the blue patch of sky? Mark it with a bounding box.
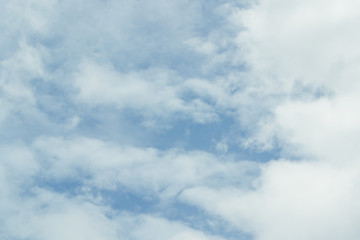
[142,115,280,162]
[74,107,151,146]
[102,188,159,214]
[147,116,235,150]
[34,178,84,197]
[0,108,54,143]
[32,80,76,122]
[165,201,253,240]
[0,39,18,61]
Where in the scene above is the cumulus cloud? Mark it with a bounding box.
[176,1,360,240]
[181,160,360,240]
[237,0,360,92]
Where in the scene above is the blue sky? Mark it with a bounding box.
[2,0,360,239]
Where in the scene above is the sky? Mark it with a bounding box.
[1,0,360,239]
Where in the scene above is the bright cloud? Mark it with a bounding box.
[1,0,360,239]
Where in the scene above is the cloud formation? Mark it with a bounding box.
[1,0,360,239]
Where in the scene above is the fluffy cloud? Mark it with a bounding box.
[237,0,360,93]
[2,0,360,239]
[181,160,360,240]
[177,1,360,239]
[73,61,219,123]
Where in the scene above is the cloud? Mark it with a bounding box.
[0,41,43,107]
[117,214,225,240]
[1,186,223,240]
[0,139,236,239]
[0,0,262,239]
[175,1,360,239]
[32,136,257,197]
[237,0,360,92]
[3,191,118,240]
[274,95,360,163]
[73,60,219,124]
[181,160,360,240]
[3,0,360,239]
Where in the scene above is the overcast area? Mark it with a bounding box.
[1,0,360,239]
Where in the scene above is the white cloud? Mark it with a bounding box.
[0,41,43,105]
[3,0,360,239]
[73,60,220,123]
[32,136,257,197]
[181,160,360,240]
[185,38,218,55]
[223,0,360,151]
[3,191,118,240]
[0,40,48,133]
[0,142,229,240]
[174,1,360,239]
[274,95,360,164]
[74,61,185,114]
[3,187,224,240]
[236,0,360,93]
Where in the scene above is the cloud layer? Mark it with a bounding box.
[1,0,360,239]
